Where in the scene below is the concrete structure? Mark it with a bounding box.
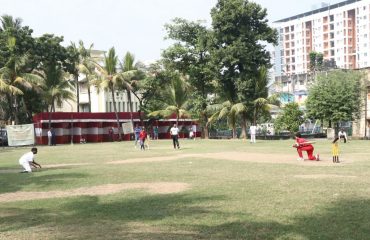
[352,69,370,138]
[272,0,370,103]
[56,49,142,114]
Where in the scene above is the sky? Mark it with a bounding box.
[0,0,344,63]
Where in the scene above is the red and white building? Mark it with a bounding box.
[33,112,199,145]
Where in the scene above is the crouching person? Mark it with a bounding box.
[293,132,319,161]
[19,147,42,173]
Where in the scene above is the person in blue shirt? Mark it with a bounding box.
[134,124,141,148]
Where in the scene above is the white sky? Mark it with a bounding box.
[0,0,343,62]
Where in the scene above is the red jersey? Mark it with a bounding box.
[139,131,147,140]
[295,137,313,149]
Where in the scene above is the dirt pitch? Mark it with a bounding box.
[0,182,190,203]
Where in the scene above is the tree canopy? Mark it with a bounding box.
[306,70,364,130]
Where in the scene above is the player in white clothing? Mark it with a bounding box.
[19,147,42,173]
[170,123,180,149]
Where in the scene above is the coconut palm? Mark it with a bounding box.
[207,101,246,139]
[148,74,190,124]
[0,15,43,124]
[35,64,75,127]
[0,47,42,124]
[251,66,280,125]
[0,14,22,31]
[75,41,95,112]
[93,47,135,141]
[119,52,141,122]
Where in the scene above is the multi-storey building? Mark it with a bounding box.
[272,0,370,137]
[56,49,141,113]
[274,0,368,77]
[273,0,369,103]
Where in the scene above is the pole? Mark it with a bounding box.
[71,112,74,145]
[66,101,74,145]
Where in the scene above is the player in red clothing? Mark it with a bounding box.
[293,132,319,161]
[139,127,148,150]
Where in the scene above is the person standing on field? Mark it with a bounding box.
[134,124,141,148]
[332,136,340,163]
[139,127,147,150]
[47,128,52,146]
[170,123,180,149]
[153,126,159,140]
[19,147,42,173]
[51,127,56,146]
[250,125,257,143]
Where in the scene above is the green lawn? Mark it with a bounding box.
[1,139,370,240]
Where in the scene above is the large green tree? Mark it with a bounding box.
[306,70,364,133]
[163,18,214,138]
[274,102,305,134]
[210,0,277,134]
[0,15,41,124]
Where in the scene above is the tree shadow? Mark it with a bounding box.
[0,193,225,239]
[1,196,370,239]
[192,198,370,239]
[0,172,88,194]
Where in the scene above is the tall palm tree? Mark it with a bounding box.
[93,47,133,141]
[0,15,22,31]
[251,66,280,126]
[75,41,95,112]
[207,101,246,139]
[119,52,140,123]
[35,64,75,127]
[148,75,190,124]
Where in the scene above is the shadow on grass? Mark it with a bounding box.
[0,193,224,239]
[194,198,370,239]
[1,196,370,239]
[0,172,88,194]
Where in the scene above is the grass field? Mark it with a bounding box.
[1,138,370,240]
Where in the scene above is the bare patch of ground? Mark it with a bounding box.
[107,155,185,164]
[107,152,341,166]
[0,182,190,203]
[294,174,357,179]
[43,163,90,168]
[196,152,338,166]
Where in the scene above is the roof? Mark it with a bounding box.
[274,0,361,23]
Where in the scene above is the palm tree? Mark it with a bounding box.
[93,47,133,141]
[75,41,95,112]
[148,74,190,125]
[0,14,22,31]
[0,44,42,123]
[251,66,280,126]
[119,52,141,123]
[35,64,75,127]
[207,101,246,139]
[0,15,43,124]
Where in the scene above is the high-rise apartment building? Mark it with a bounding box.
[274,0,368,76]
[271,0,369,106]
